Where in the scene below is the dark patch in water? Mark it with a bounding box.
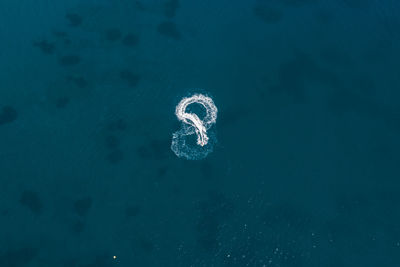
[271,52,340,101]
[56,96,70,108]
[137,139,170,160]
[219,106,250,127]
[107,119,127,132]
[122,33,139,47]
[105,28,122,42]
[314,9,334,24]
[67,75,88,88]
[341,0,368,8]
[66,13,83,27]
[330,88,400,132]
[157,166,168,177]
[82,254,114,267]
[33,40,55,54]
[120,70,140,87]
[320,46,352,67]
[125,205,141,218]
[138,238,154,253]
[74,197,92,216]
[351,75,376,95]
[106,148,124,164]
[281,0,318,7]
[19,190,43,214]
[253,5,283,24]
[1,209,10,216]
[0,247,38,267]
[105,135,120,149]
[135,1,146,11]
[59,55,81,66]
[71,220,85,234]
[52,30,68,38]
[0,106,18,125]
[164,0,180,18]
[157,21,181,40]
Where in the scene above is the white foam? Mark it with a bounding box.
[171,93,218,160]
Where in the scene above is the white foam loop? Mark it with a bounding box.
[171,93,218,160]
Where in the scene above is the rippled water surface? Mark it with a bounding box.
[0,0,399,266]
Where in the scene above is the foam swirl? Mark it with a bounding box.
[171,93,218,160]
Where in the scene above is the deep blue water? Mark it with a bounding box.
[0,0,400,266]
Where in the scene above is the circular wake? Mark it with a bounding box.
[171,93,218,160]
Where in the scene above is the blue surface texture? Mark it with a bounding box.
[0,0,399,266]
